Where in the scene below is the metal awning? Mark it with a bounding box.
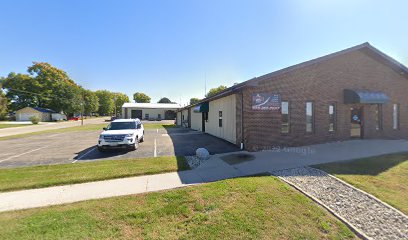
[193,102,209,113]
[344,89,390,104]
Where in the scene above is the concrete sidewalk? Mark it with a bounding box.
[218,139,408,176]
[0,162,243,212]
[0,139,407,212]
[0,117,108,138]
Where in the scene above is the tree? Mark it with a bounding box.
[27,62,82,115]
[1,73,38,111]
[158,97,172,103]
[113,92,129,116]
[190,98,201,105]
[83,90,99,116]
[206,85,227,98]
[0,81,8,120]
[95,90,114,116]
[133,92,150,103]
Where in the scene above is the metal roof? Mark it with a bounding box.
[178,42,408,111]
[32,107,56,113]
[122,103,181,109]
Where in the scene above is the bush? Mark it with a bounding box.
[29,116,40,124]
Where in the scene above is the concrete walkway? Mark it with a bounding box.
[0,117,108,138]
[0,139,407,212]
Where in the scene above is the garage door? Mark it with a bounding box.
[19,113,37,121]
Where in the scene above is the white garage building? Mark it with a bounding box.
[122,103,181,120]
[15,107,56,122]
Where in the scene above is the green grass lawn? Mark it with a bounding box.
[0,123,177,140]
[315,153,408,214]
[0,124,31,129]
[0,156,189,192]
[0,176,356,240]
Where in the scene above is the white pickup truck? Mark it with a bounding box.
[97,119,144,151]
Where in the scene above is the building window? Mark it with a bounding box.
[306,102,314,133]
[281,101,290,133]
[329,103,336,132]
[158,114,161,120]
[145,113,149,120]
[393,104,399,130]
[219,111,223,127]
[375,104,383,130]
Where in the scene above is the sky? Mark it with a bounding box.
[1,0,407,106]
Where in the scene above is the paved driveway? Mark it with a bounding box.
[0,127,239,168]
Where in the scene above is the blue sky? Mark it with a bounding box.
[1,0,407,106]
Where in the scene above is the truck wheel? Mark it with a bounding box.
[130,140,139,151]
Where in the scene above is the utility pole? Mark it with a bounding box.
[204,73,207,98]
[81,90,84,126]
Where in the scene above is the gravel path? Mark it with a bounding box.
[272,167,408,240]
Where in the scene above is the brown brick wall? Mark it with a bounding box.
[242,49,408,151]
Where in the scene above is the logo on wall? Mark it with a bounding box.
[252,93,281,111]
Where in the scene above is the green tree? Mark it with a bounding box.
[95,90,114,116]
[1,73,39,111]
[133,92,150,103]
[27,62,82,115]
[83,90,99,116]
[206,85,227,98]
[0,81,8,120]
[113,93,130,116]
[189,98,201,105]
[158,97,172,103]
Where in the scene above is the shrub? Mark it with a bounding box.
[29,116,40,124]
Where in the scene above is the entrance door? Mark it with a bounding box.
[131,110,142,119]
[350,107,363,138]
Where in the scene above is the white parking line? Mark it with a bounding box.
[154,138,157,157]
[0,146,49,163]
[156,128,158,133]
[72,147,97,163]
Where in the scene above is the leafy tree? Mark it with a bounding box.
[0,80,8,120]
[95,90,115,116]
[113,92,130,116]
[206,85,227,98]
[27,62,82,115]
[1,72,40,111]
[158,97,172,103]
[133,92,150,103]
[189,98,201,105]
[83,90,99,116]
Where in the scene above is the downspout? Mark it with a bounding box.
[240,91,244,150]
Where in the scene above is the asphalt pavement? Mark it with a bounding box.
[0,127,239,168]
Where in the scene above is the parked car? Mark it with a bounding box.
[97,118,144,151]
[68,116,80,121]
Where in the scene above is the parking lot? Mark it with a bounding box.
[0,127,239,168]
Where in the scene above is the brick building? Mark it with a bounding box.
[176,43,408,150]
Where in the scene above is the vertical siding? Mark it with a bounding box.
[181,109,189,127]
[190,110,202,131]
[176,112,182,125]
[205,94,237,144]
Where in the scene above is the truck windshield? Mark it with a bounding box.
[107,122,136,130]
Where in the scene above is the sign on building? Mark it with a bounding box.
[252,93,281,111]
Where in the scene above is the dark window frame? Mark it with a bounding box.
[305,101,315,133]
[218,111,223,127]
[328,102,337,132]
[281,100,290,134]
